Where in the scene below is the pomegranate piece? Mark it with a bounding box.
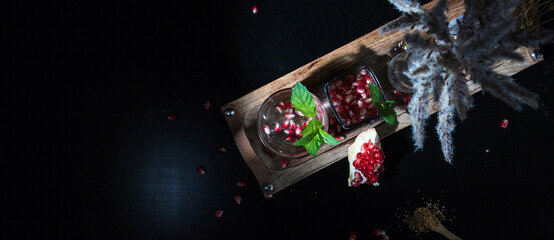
[501,119,509,128]
[215,210,223,219]
[234,195,242,205]
[167,113,177,120]
[347,128,385,187]
[218,146,227,153]
[204,101,211,110]
[236,180,247,187]
[349,231,357,240]
[196,165,206,175]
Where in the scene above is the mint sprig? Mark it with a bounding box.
[291,82,339,156]
[368,83,397,125]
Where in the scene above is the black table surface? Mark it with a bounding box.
[4,0,554,239]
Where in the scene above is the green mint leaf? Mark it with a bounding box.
[304,133,323,156]
[379,106,398,125]
[291,82,317,118]
[382,100,395,109]
[319,128,340,145]
[301,119,323,137]
[368,83,383,107]
[293,131,316,146]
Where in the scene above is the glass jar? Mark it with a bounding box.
[324,65,386,130]
[257,88,328,159]
[387,49,415,93]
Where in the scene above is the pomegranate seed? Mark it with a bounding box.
[356,100,364,109]
[234,195,242,205]
[201,101,210,111]
[360,92,368,99]
[392,90,402,98]
[274,123,281,132]
[237,181,247,187]
[301,121,307,129]
[282,119,290,129]
[360,68,368,76]
[285,113,295,119]
[403,94,412,104]
[197,165,206,175]
[251,4,259,14]
[264,125,271,135]
[285,108,294,113]
[167,113,177,120]
[374,229,385,237]
[275,106,284,113]
[283,129,292,135]
[215,210,223,219]
[278,101,287,109]
[349,231,357,240]
[295,126,302,137]
[501,119,509,128]
[335,135,345,141]
[280,159,288,168]
[295,110,304,117]
[218,146,227,153]
[286,136,294,141]
[356,86,365,94]
[288,119,295,129]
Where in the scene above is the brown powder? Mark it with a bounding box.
[397,200,450,235]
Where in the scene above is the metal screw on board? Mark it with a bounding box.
[531,49,542,60]
[263,184,274,193]
[224,108,235,116]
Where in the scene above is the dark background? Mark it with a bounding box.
[3,0,554,239]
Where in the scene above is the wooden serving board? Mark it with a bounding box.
[221,0,542,197]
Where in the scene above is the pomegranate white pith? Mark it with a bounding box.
[347,128,385,187]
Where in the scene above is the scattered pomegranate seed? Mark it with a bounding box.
[167,113,177,120]
[403,94,412,105]
[392,90,402,98]
[335,135,346,141]
[264,125,271,134]
[215,210,223,219]
[501,119,509,128]
[280,159,288,168]
[218,146,227,153]
[374,229,385,237]
[237,181,247,187]
[204,101,211,110]
[234,195,242,205]
[349,231,357,240]
[251,4,259,14]
[197,165,206,175]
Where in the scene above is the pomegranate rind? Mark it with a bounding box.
[347,128,382,187]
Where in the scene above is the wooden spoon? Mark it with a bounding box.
[414,207,463,240]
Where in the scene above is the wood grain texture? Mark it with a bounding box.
[221,0,541,197]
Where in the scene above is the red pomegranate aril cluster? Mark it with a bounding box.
[263,101,311,142]
[351,140,385,187]
[328,68,379,127]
